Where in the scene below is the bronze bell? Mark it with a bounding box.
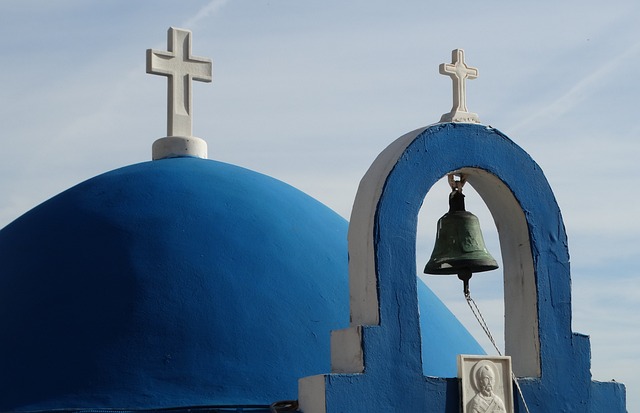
[424,175,498,295]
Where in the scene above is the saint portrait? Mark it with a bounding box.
[458,355,514,413]
[468,360,506,412]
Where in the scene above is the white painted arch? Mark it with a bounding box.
[346,128,540,378]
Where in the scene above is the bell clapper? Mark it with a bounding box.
[458,269,472,297]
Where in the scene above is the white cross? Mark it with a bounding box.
[147,27,212,137]
[439,49,480,123]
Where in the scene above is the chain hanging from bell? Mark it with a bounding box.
[424,174,498,296]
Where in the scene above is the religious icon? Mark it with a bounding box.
[458,355,514,413]
[468,360,506,412]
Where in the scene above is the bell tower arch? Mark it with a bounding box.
[299,122,626,412]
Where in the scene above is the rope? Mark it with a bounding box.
[465,292,532,413]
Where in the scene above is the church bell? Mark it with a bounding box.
[424,174,498,295]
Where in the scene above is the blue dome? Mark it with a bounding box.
[0,157,482,411]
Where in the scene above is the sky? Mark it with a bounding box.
[1,0,639,410]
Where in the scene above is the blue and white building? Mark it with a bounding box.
[0,29,626,413]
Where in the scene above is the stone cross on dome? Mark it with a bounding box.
[147,27,212,160]
[439,49,480,124]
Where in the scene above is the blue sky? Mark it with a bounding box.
[1,0,639,410]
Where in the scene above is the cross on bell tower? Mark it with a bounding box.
[439,49,480,124]
[147,27,212,160]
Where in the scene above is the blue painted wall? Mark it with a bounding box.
[0,157,482,411]
[316,123,626,412]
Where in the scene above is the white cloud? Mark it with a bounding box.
[182,0,231,29]
[510,40,640,135]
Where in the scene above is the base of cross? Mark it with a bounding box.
[440,110,480,124]
[152,136,208,160]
